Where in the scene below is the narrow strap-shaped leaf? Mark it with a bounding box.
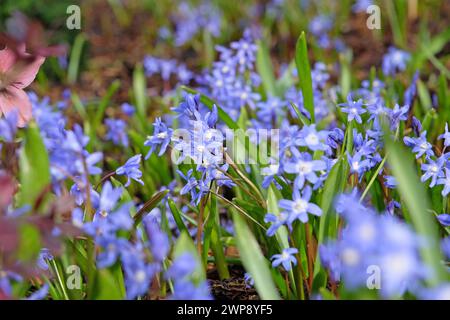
[295,32,315,123]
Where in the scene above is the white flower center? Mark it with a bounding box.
[352,161,360,171]
[269,164,279,174]
[358,223,376,242]
[240,92,248,100]
[431,165,438,173]
[392,51,403,63]
[420,142,428,150]
[351,107,358,114]
[297,161,312,174]
[281,251,290,260]
[305,133,319,146]
[293,199,308,213]
[134,270,147,283]
[157,132,167,139]
[341,248,360,266]
[204,131,213,140]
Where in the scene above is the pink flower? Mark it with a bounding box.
[0,47,45,127]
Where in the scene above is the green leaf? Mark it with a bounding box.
[67,34,85,84]
[385,132,446,285]
[295,32,315,123]
[168,197,189,234]
[289,102,310,126]
[204,193,230,279]
[92,269,125,300]
[256,40,276,96]
[314,157,346,280]
[232,210,280,300]
[17,122,51,208]
[93,80,121,130]
[18,224,41,262]
[133,64,148,129]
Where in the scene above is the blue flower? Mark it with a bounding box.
[105,118,129,147]
[25,284,49,300]
[37,248,53,271]
[165,253,197,281]
[367,99,388,123]
[309,15,333,37]
[439,123,450,148]
[442,237,450,260]
[339,94,366,123]
[382,47,410,75]
[347,151,371,176]
[98,182,122,214]
[271,248,298,271]
[388,104,409,129]
[437,214,450,227]
[143,55,160,76]
[421,155,446,187]
[144,218,170,262]
[296,124,329,152]
[171,280,212,300]
[122,250,159,300]
[352,0,373,13]
[403,131,433,159]
[256,96,285,123]
[279,186,322,224]
[116,154,144,187]
[96,236,129,268]
[283,150,327,189]
[264,211,290,237]
[418,284,450,300]
[384,175,397,189]
[244,273,254,288]
[121,103,135,116]
[230,37,258,73]
[144,117,172,158]
[319,243,341,282]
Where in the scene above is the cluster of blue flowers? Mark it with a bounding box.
[143,55,193,84]
[170,1,222,46]
[198,30,260,120]
[320,190,450,299]
[146,93,235,205]
[17,91,207,300]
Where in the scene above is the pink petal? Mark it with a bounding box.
[10,55,45,89]
[0,86,32,127]
[0,47,17,73]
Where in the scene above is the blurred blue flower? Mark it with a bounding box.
[105,118,129,147]
[121,102,135,116]
[116,154,144,187]
[382,47,410,76]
